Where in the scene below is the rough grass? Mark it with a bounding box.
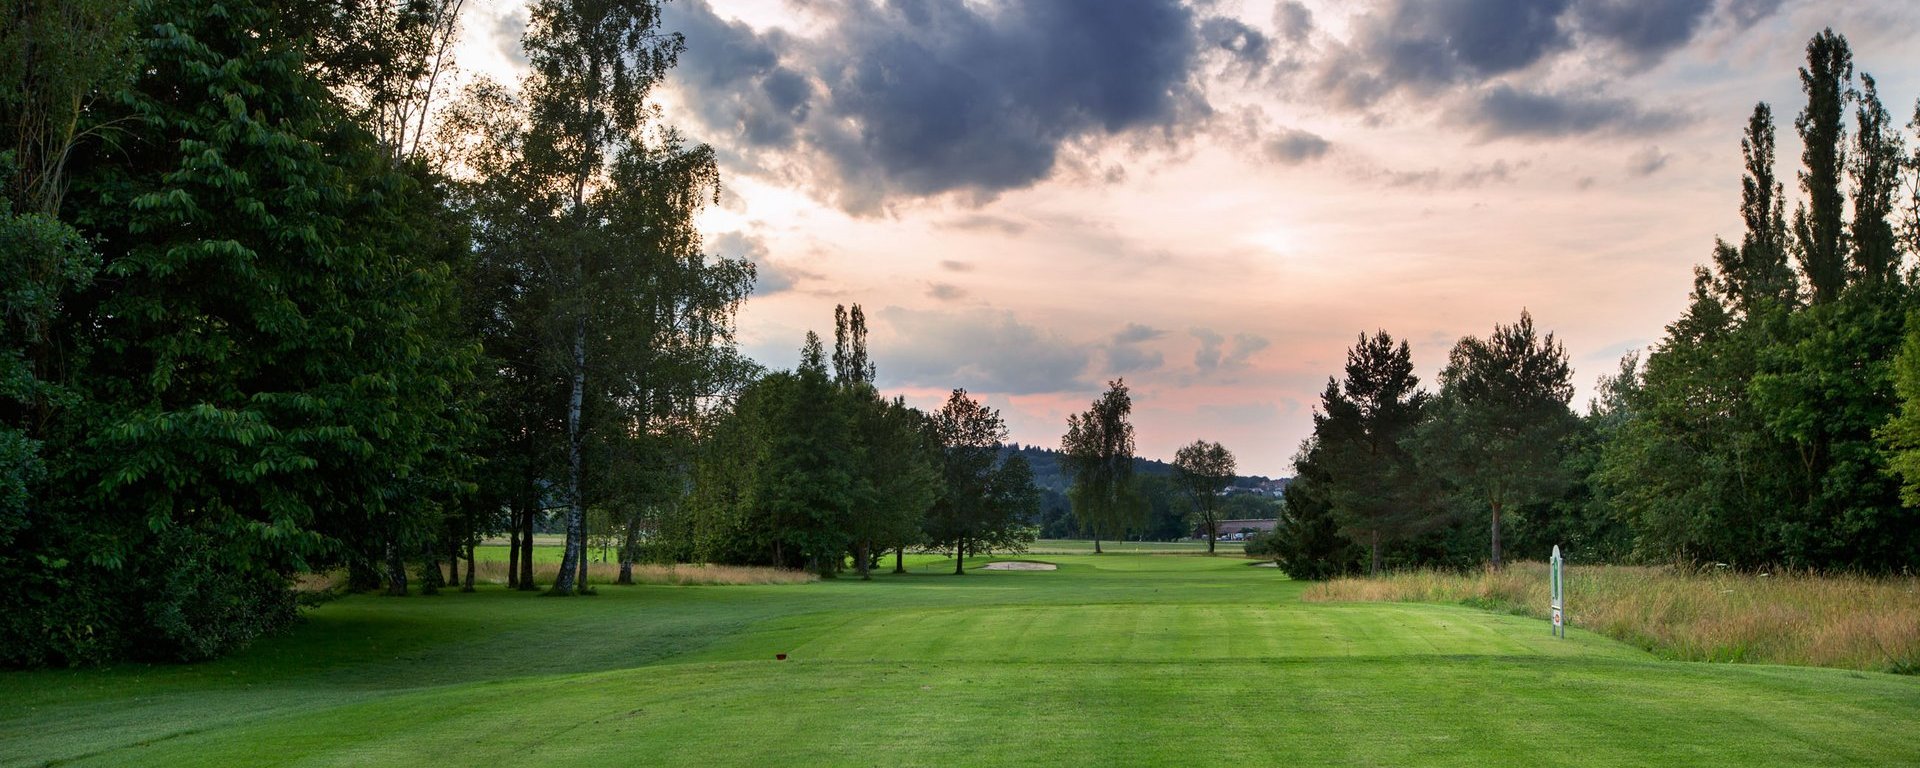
[469,559,816,586]
[1302,562,1920,673]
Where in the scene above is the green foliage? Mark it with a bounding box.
[1172,439,1235,552]
[1272,441,1362,579]
[1,0,478,664]
[1315,331,1436,573]
[925,389,1036,572]
[1414,311,1577,568]
[1061,379,1147,549]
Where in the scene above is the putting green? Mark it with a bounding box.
[3,554,1916,766]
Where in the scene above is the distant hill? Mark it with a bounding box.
[999,443,1288,497]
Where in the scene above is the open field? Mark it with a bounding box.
[5,555,1919,766]
[1305,562,1920,673]
[1023,538,1222,554]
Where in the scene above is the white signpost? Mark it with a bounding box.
[1549,545,1565,638]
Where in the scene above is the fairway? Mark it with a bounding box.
[4,555,1917,766]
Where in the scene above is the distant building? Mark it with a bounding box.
[1194,518,1278,540]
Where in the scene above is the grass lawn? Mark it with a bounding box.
[4,554,1917,766]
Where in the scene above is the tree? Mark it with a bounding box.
[1414,311,1577,569]
[1270,438,1360,579]
[1315,331,1435,574]
[1172,440,1235,553]
[4,0,475,663]
[849,395,941,578]
[924,389,1020,574]
[1061,379,1145,553]
[446,0,723,595]
[1793,29,1851,304]
[761,335,858,575]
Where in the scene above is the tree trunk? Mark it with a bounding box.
[856,541,871,580]
[1370,529,1382,576]
[554,315,588,595]
[893,546,905,574]
[463,540,476,592]
[1489,501,1504,570]
[508,506,522,590]
[953,540,964,575]
[617,512,638,586]
[1207,521,1216,554]
[421,552,442,596]
[349,557,382,592]
[518,504,537,590]
[447,534,461,586]
[384,538,408,596]
[576,529,590,592]
[1093,524,1102,555]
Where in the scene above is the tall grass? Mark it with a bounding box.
[1303,562,1920,674]
[471,560,817,587]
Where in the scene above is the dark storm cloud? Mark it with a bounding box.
[1456,84,1688,139]
[664,0,1210,211]
[1356,0,1574,93]
[664,1,812,149]
[1572,0,1715,62]
[1311,0,1779,121]
[876,307,1091,395]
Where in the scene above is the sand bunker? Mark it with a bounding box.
[1251,561,1280,567]
[979,561,1057,571]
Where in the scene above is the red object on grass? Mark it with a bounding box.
[776,653,788,660]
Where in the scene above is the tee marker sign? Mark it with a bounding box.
[1549,545,1565,638]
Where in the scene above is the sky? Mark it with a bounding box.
[454,0,1920,477]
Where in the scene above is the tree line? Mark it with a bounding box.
[1270,30,1920,578]
[0,0,769,666]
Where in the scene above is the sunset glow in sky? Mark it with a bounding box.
[457,0,1920,476]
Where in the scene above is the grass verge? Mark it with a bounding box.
[1302,562,1920,673]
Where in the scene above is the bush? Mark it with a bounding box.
[136,528,297,662]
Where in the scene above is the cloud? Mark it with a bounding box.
[1627,145,1671,176]
[927,282,968,301]
[665,0,1210,212]
[1193,328,1270,375]
[1272,2,1314,44]
[1303,0,1775,121]
[1194,328,1225,371]
[1264,127,1331,165]
[1572,0,1715,62]
[1226,333,1270,368]
[712,231,814,296]
[1199,16,1274,76]
[940,214,1029,236]
[1454,84,1687,139]
[875,307,1091,394]
[1328,0,1573,103]
[939,260,974,272]
[1105,323,1166,374]
[1113,323,1165,345]
[1374,159,1525,189]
